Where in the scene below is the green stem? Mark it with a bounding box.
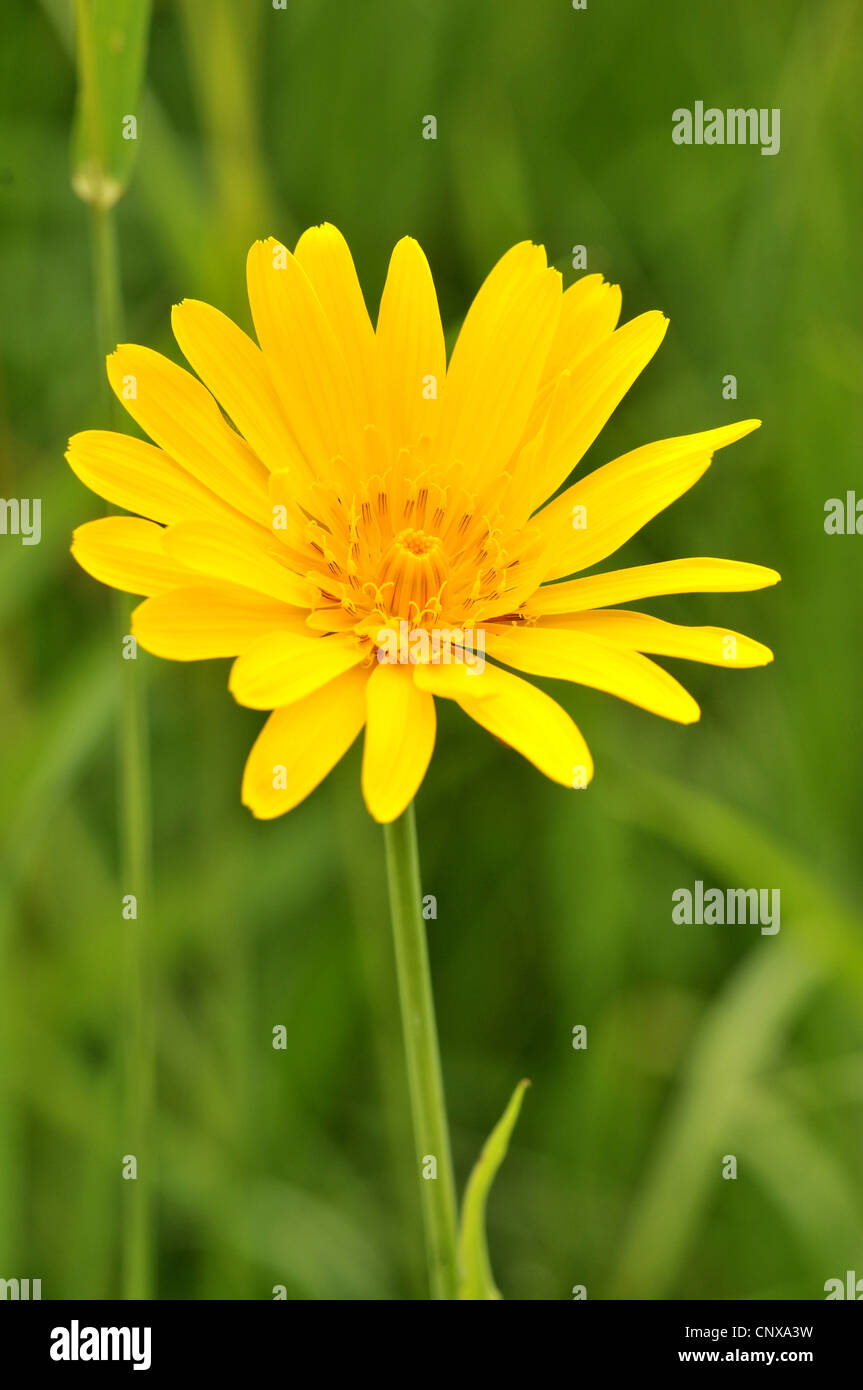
[383,802,458,1300]
[90,203,121,373]
[118,617,153,1301]
[88,200,155,1301]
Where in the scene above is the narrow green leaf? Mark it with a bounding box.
[609,943,820,1299]
[72,0,152,208]
[458,1079,530,1300]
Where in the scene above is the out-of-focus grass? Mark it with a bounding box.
[1,0,862,1298]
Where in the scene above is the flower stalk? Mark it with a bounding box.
[383,803,459,1300]
[73,0,155,1302]
[89,199,155,1302]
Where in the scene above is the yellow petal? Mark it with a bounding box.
[71,517,191,596]
[485,624,700,723]
[171,298,308,477]
[295,223,378,425]
[532,558,782,615]
[520,274,622,445]
[361,663,436,822]
[541,273,622,381]
[537,420,761,580]
[242,666,369,819]
[512,310,669,515]
[414,661,593,788]
[66,430,264,534]
[376,236,446,450]
[229,632,366,708]
[132,584,306,660]
[246,237,361,470]
[160,519,315,607]
[106,346,271,522]
[497,370,573,527]
[437,242,562,491]
[544,610,774,666]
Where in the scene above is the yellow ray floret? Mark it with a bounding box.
[67,224,780,822]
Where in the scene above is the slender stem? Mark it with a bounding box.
[90,203,121,373]
[383,802,459,1300]
[118,615,153,1301]
[88,199,155,1301]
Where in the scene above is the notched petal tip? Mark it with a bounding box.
[295,221,351,255]
[384,234,433,279]
[247,235,284,261]
[635,308,669,337]
[242,791,287,822]
[582,273,623,305]
[241,792,271,821]
[105,343,140,370]
[620,307,670,346]
[510,239,550,275]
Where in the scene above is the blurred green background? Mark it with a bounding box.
[2,0,862,1300]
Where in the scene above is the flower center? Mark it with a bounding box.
[380,528,448,620]
[396,527,440,559]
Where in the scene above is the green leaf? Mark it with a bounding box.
[458,1079,529,1300]
[72,0,152,208]
[609,943,820,1299]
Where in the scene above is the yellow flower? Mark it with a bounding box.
[68,226,779,822]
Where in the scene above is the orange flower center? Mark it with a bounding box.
[396,527,440,558]
[380,528,449,620]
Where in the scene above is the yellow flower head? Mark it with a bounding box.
[68,226,779,822]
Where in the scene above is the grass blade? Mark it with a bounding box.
[458,1079,529,1300]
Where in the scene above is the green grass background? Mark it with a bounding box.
[2,0,862,1299]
